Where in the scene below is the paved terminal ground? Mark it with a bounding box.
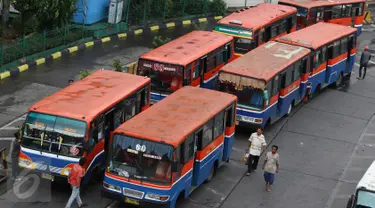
[0,24,374,208]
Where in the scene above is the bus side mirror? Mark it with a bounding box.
[171,161,178,172]
[263,90,269,106]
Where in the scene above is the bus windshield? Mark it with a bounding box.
[217,73,265,110]
[234,38,255,54]
[138,59,183,94]
[356,190,375,208]
[22,112,86,157]
[108,134,174,185]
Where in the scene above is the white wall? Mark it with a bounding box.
[224,0,278,8]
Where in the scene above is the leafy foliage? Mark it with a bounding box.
[209,0,227,16]
[112,59,123,72]
[152,36,171,49]
[79,70,93,80]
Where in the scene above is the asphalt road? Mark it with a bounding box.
[0,24,374,208]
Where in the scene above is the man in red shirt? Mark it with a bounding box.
[65,158,87,208]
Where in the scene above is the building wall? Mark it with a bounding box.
[72,0,112,24]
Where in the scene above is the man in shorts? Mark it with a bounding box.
[262,145,280,192]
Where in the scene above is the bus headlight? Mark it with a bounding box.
[103,182,122,193]
[19,158,34,169]
[145,193,169,201]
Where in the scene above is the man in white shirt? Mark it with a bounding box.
[246,128,266,176]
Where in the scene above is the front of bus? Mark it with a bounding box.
[19,111,87,181]
[137,59,184,105]
[103,133,178,207]
[216,71,271,128]
[214,22,254,57]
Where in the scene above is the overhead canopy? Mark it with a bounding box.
[218,72,266,90]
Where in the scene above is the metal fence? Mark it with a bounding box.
[0,0,225,72]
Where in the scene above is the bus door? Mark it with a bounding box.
[286,16,293,32]
[347,34,356,73]
[323,6,333,22]
[104,108,115,161]
[223,42,232,63]
[316,7,324,22]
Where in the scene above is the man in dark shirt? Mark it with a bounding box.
[11,126,22,180]
[358,46,372,79]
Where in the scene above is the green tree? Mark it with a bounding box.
[2,0,10,30]
[79,70,93,80]
[152,36,171,49]
[112,59,123,72]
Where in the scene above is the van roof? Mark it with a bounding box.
[114,86,237,148]
[277,22,357,50]
[357,160,375,192]
[217,3,297,31]
[139,31,233,66]
[279,0,365,9]
[29,70,150,123]
[219,41,310,82]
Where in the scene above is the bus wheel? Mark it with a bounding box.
[335,73,343,88]
[286,104,292,116]
[206,165,216,182]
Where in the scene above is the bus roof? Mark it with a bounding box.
[114,86,237,148]
[219,41,310,82]
[29,70,150,123]
[277,22,357,50]
[139,31,233,66]
[356,160,375,192]
[217,3,297,31]
[279,0,365,9]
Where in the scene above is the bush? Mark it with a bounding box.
[209,0,227,16]
[112,59,123,72]
[152,36,171,49]
[79,70,93,80]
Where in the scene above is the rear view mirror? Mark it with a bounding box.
[171,161,178,172]
[263,90,269,100]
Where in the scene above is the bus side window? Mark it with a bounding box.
[263,26,271,42]
[327,44,334,60]
[340,37,348,55]
[184,66,192,86]
[140,86,149,107]
[193,61,200,80]
[225,104,235,127]
[272,75,280,96]
[333,40,341,58]
[201,119,214,149]
[293,60,301,81]
[348,34,356,50]
[344,4,352,17]
[321,46,327,64]
[280,72,287,89]
[332,5,342,19]
[324,7,333,21]
[286,65,293,86]
[206,54,216,73]
[314,49,321,68]
[300,57,309,74]
[174,145,183,180]
[213,111,225,139]
[216,50,224,67]
[271,25,277,39]
[182,134,195,164]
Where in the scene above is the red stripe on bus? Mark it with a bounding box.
[301,73,309,81]
[279,79,301,97]
[225,125,235,136]
[312,62,327,75]
[269,94,279,106]
[105,172,173,189]
[328,53,347,66]
[195,134,224,161]
[178,160,194,180]
[350,48,357,55]
[328,17,352,26]
[354,15,364,25]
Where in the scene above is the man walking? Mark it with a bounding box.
[65,158,87,208]
[358,46,372,79]
[11,126,22,181]
[262,145,280,192]
[246,127,267,176]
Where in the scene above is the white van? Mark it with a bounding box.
[347,160,375,208]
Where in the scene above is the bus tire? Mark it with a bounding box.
[206,164,216,182]
[346,195,354,208]
[335,73,343,88]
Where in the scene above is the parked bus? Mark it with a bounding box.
[216,41,310,128]
[278,0,365,34]
[137,30,235,104]
[18,70,151,184]
[277,22,357,98]
[102,86,237,208]
[214,3,297,57]
[347,160,375,208]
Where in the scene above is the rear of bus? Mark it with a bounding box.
[19,70,151,183]
[279,0,366,34]
[214,3,297,57]
[102,87,237,208]
[216,41,311,128]
[137,31,233,104]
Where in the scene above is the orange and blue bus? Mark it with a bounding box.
[102,86,237,208]
[278,0,365,34]
[277,22,358,99]
[214,3,297,57]
[215,23,357,128]
[18,70,151,184]
[137,30,235,104]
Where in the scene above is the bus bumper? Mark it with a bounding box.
[102,188,170,208]
[236,120,263,129]
[18,167,67,182]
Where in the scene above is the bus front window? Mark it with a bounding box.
[22,112,86,157]
[138,60,183,94]
[234,38,254,54]
[108,134,173,185]
[356,190,375,208]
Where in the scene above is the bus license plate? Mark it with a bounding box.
[125,197,139,205]
[41,173,54,181]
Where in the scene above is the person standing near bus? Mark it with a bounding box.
[65,158,87,208]
[246,128,267,176]
[11,126,23,181]
[358,46,372,79]
[262,145,280,192]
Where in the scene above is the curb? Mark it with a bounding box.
[0,16,223,81]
